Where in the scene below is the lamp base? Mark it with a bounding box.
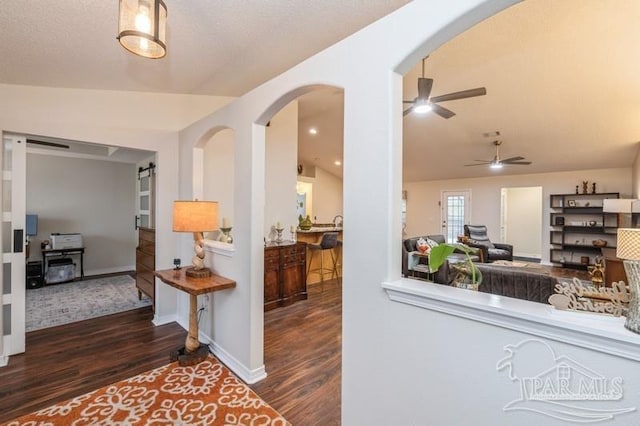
[186,267,212,278]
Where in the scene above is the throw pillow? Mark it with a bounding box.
[468,238,495,249]
[426,238,440,249]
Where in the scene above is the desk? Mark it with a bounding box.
[41,247,85,282]
[154,268,235,365]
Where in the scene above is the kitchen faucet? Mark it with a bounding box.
[333,215,343,227]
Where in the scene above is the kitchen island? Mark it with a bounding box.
[297,226,343,285]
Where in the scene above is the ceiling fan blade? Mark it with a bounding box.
[402,100,415,103]
[26,139,70,149]
[464,163,490,167]
[430,87,487,103]
[417,77,433,100]
[403,106,414,116]
[500,156,525,163]
[503,161,532,165]
[432,103,456,119]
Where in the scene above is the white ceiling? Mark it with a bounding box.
[298,0,640,181]
[3,1,640,179]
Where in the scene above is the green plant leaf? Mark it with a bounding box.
[428,244,455,272]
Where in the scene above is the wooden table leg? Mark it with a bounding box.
[186,294,200,352]
[171,293,209,366]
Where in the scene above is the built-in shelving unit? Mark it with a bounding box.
[549,192,619,269]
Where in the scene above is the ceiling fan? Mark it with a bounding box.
[465,140,532,169]
[403,57,487,119]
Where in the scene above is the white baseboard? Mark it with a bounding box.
[170,316,266,384]
[152,314,178,326]
[208,340,267,385]
[84,265,135,277]
[0,354,7,367]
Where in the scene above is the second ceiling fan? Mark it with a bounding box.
[465,140,532,169]
[403,57,487,119]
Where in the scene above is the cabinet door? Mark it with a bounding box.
[281,244,307,303]
[264,247,280,309]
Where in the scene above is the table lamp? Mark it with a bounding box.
[173,200,218,278]
[616,228,640,334]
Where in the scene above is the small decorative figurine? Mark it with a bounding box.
[592,182,597,194]
[582,181,589,194]
[587,257,605,287]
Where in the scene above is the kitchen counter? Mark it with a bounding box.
[296,227,343,285]
[297,226,343,233]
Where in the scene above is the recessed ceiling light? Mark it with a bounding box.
[334,160,342,166]
[309,127,318,135]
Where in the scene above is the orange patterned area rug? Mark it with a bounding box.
[4,355,289,426]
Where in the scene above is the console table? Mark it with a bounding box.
[154,268,235,365]
[41,247,85,282]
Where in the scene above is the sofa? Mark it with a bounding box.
[475,263,557,304]
[402,234,480,283]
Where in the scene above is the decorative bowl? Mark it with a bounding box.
[592,239,607,248]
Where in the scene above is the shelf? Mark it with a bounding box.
[560,244,613,251]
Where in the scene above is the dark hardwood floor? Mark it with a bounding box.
[250,281,342,426]
[0,307,187,423]
[0,280,343,425]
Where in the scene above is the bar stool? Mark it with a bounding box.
[306,232,339,290]
[335,239,343,287]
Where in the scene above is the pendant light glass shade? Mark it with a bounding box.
[117,0,167,59]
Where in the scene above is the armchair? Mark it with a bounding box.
[463,224,513,263]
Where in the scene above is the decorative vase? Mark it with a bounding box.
[299,215,313,231]
[451,263,483,290]
[219,227,233,244]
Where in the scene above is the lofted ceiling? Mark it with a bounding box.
[2,1,639,178]
[298,0,640,182]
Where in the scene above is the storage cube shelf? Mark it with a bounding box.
[549,192,619,269]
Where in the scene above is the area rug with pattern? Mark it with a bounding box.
[26,274,151,332]
[3,355,289,425]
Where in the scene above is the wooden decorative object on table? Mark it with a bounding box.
[550,278,630,317]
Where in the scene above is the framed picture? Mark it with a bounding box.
[567,200,576,207]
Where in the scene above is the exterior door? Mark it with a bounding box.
[441,190,471,243]
[1,134,27,365]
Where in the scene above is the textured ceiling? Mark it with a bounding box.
[0,0,410,96]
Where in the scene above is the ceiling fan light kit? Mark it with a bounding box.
[117,0,167,59]
[403,57,487,118]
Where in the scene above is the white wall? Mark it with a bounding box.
[27,153,136,275]
[203,128,235,239]
[265,101,298,237]
[308,166,343,223]
[405,167,631,263]
[503,186,542,259]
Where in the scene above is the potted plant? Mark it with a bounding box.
[428,243,482,290]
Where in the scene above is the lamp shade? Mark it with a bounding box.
[173,201,218,232]
[616,228,640,260]
[117,0,167,59]
[603,199,634,213]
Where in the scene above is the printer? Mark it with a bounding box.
[50,233,83,249]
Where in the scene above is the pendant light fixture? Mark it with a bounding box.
[117,0,167,59]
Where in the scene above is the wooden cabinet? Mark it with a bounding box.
[264,242,307,311]
[549,192,619,268]
[136,227,155,307]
